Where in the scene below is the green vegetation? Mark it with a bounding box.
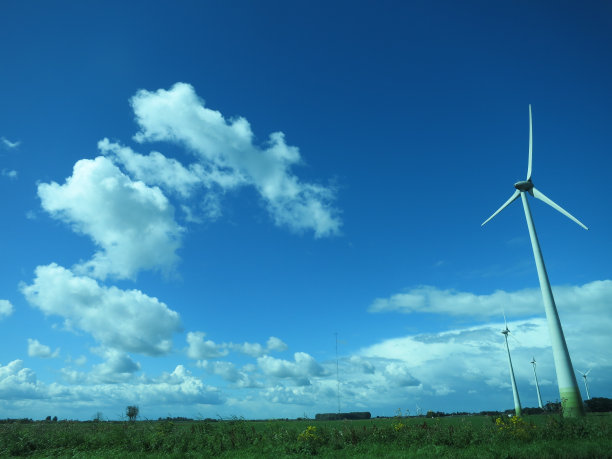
[1,413,611,457]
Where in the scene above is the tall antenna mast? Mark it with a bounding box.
[335,332,341,413]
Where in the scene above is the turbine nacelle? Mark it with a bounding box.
[514,180,534,193]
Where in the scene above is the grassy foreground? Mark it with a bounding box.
[1,413,611,458]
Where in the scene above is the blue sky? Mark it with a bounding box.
[1,1,611,420]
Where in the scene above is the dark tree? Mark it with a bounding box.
[126,405,139,421]
[585,397,612,413]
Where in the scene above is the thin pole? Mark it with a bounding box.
[531,358,543,409]
[520,193,584,417]
[335,332,341,413]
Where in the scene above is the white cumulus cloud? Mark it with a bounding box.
[266,336,288,352]
[257,352,326,386]
[199,360,261,388]
[229,336,288,357]
[368,280,612,320]
[0,360,46,400]
[0,299,13,319]
[27,338,60,359]
[20,263,182,356]
[0,361,223,417]
[37,156,183,280]
[130,82,341,238]
[88,348,141,383]
[98,139,211,198]
[186,332,229,359]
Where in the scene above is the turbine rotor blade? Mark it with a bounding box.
[508,330,522,345]
[527,104,533,180]
[585,369,591,376]
[532,187,589,230]
[481,190,521,227]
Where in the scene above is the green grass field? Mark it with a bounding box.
[1,413,611,458]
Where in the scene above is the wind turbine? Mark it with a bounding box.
[531,357,544,409]
[482,105,587,417]
[501,312,522,416]
[575,369,592,400]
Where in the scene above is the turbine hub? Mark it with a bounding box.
[514,180,533,192]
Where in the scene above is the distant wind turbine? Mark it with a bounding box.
[482,105,587,417]
[575,369,592,400]
[531,357,544,409]
[501,312,522,416]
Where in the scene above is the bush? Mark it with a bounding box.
[126,406,139,421]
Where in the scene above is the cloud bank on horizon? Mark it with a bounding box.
[3,277,610,418]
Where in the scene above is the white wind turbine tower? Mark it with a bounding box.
[501,312,522,416]
[575,369,592,400]
[531,357,544,409]
[482,105,587,417]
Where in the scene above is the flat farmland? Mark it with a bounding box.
[1,413,610,458]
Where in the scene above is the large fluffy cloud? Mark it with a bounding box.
[37,156,183,280]
[0,360,46,400]
[129,82,341,237]
[20,263,182,356]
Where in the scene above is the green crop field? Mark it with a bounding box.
[1,413,611,458]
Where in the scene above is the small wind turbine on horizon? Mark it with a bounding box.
[575,368,592,400]
[501,312,522,416]
[531,357,544,409]
[482,104,588,417]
